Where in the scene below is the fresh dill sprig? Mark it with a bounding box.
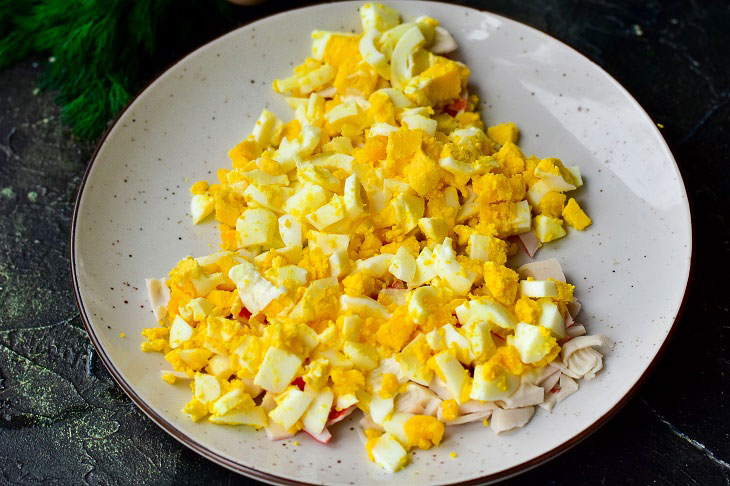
[0,0,230,139]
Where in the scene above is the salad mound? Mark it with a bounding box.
[141,3,609,473]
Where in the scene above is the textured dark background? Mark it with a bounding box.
[1,1,728,484]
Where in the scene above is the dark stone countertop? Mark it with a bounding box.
[0,1,728,484]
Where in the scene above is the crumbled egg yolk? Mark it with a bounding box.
[514,297,540,324]
[140,2,595,474]
[404,415,445,449]
[441,399,459,422]
[379,372,399,398]
[562,198,592,230]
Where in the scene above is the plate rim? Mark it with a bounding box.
[70,1,694,484]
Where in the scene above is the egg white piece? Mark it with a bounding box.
[302,386,334,435]
[253,347,302,393]
[371,433,409,473]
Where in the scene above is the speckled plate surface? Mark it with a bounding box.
[71,1,692,484]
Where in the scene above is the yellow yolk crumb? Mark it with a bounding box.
[190,181,209,195]
[323,35,362,67]
[487,122,519,145]
[167,348,211,372]
[562,198,592,230]
[537,192,566,218]
[522,156,540,187]
[303,358,330,391]
[228,139,259,168]
[455,111,483,129]
[368,92,395,124]
[451,225,473,247]
[214,187,246,227]
[514,297,541,324]
[550,279,575,303]
[449,452,457,458]
[379,373,400,398]
[441,399,459,422]
[141,340,166,352]
[141,327,168,352]
[478,201,522,237]
[403,149,441,196]
[162,373,177,384]
[331,368,365,397]
[536,157,570,179]
[334,59,379,98]
[404,415,445,449]
[376,308,416,352]
[482,262,519,307]
[219,224,238,251]
[281,119,302,141]
[493,142,526,176]
[386,129,422,172]
[485,346,528,377]
[407,57,469,106]
[183,397,208,422]
[473,173,525,204]
[343,272,377,297]
[299,247,331,280]
[205,289,236,313]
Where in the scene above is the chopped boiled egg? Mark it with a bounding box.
[562,198,592,230]
[470,362,520,401]
[308,231,350,256]
[253,347,302,393]
[191,194,215,224]
[341,295,391,320]
[512,322,557,364]
[302,386,334,435]
[520,279,558,299]
[278,214,303,247]
[370,433,409,472]
[355,253,394,277]
[389,246,417,282]
[396,333,433,385]
[359,3,400,33]
[343,341,379,371]
[455,298,517,330]
[534,214,567,243]
[538,300,566,339]
[390,26,425,90]
[429,351,470,403]
[435,238,477,295]
[369,393,395,426]
[344,173,366,219]
[229,260,286,316]
[145,3,598,474]
[269,387,314,430]
[169,315,194,349]
[236,208,279,248]
[194,373,221,404]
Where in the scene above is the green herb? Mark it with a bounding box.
[0,0,230,139]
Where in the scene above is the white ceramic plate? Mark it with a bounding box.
[71,2,692,484]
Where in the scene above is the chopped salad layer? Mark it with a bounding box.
[141,3,610,473]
